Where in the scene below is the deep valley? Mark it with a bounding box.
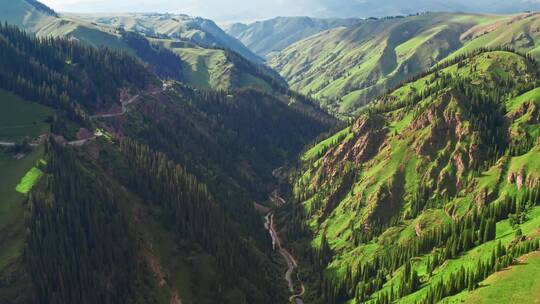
[0,1,539,304]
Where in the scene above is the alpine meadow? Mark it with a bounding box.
[0,1,539,304]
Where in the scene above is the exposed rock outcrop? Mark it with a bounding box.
[323,114,387,174]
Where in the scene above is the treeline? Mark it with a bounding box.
[420,238,540,304]
[0,22,156,117]
[370,47,540,111]
[25,141,151,304]
[224,49,289,91]
[121,31,184,80]
[372,238,540,304]
[364,48,539,119]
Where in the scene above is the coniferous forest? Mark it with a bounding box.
[1,1,540,304]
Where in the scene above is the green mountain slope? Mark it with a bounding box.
[285,50,540,304]
[447,12,540,59]
[0,0,133,50]
[270,12,540,117]
[0,0,56,31]
[225,17,360,59]
[151,38,287,91]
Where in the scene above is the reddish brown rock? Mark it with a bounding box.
[323,114,387,176]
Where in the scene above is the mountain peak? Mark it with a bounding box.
[26,0,57,17]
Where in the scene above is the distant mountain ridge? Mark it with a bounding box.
[0,0,286,93]
[70,12,263,62]
[26,0,57,17]
[225,16,360,58]
[298,0,540,18]
[269,12,540,116]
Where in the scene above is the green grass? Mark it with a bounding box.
[302,127,351,161]
[155,43,274,92]
[506,87,540,111]
[395,26,443,60]
[15,167,43,194]
[173,47,230,89]
[507,145,540,178]
[270,13,494,114]
[389,111,414,134]
[448,13,540,62]
[0,90,53,141]
[395,205,540,304]
[0,147,44,271]
[271,12,540,116]
[68,25,133,52]
[443,251,540,304]
[0,0,56,32]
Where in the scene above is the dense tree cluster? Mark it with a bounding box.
[23,136,286,304]
[25,141,150,304]
[313,182,540,303]
[223,49,289,91]
[372,47,540,107]
[0,14,337,304]
[0,23,156,118]
[117,137,281,303]
[120,81,333,240]
[121,31,184,80]
[421,238,540,304]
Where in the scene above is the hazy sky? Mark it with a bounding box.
[39,0,540,23]
[40,0,323,22]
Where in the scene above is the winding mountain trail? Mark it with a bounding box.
[1,82,173,148]
[0,140,45,147]
[90,94,140,119]
[264,198,305,303]
[91,81,170,119]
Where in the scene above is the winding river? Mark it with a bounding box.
[264,212,305,304]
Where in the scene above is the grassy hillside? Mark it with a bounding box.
[270,12,540,117]
[0,0,56,30]
[153,39,283,91]
[0,0,282,93]
[0,146,44,303]
[0,0,134,50]
[441,251,540,303]
[285,50,540,304]
[225,17,360,59]
[70,12,262,62]
[446,12,540,60]
[0,90,53,142]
